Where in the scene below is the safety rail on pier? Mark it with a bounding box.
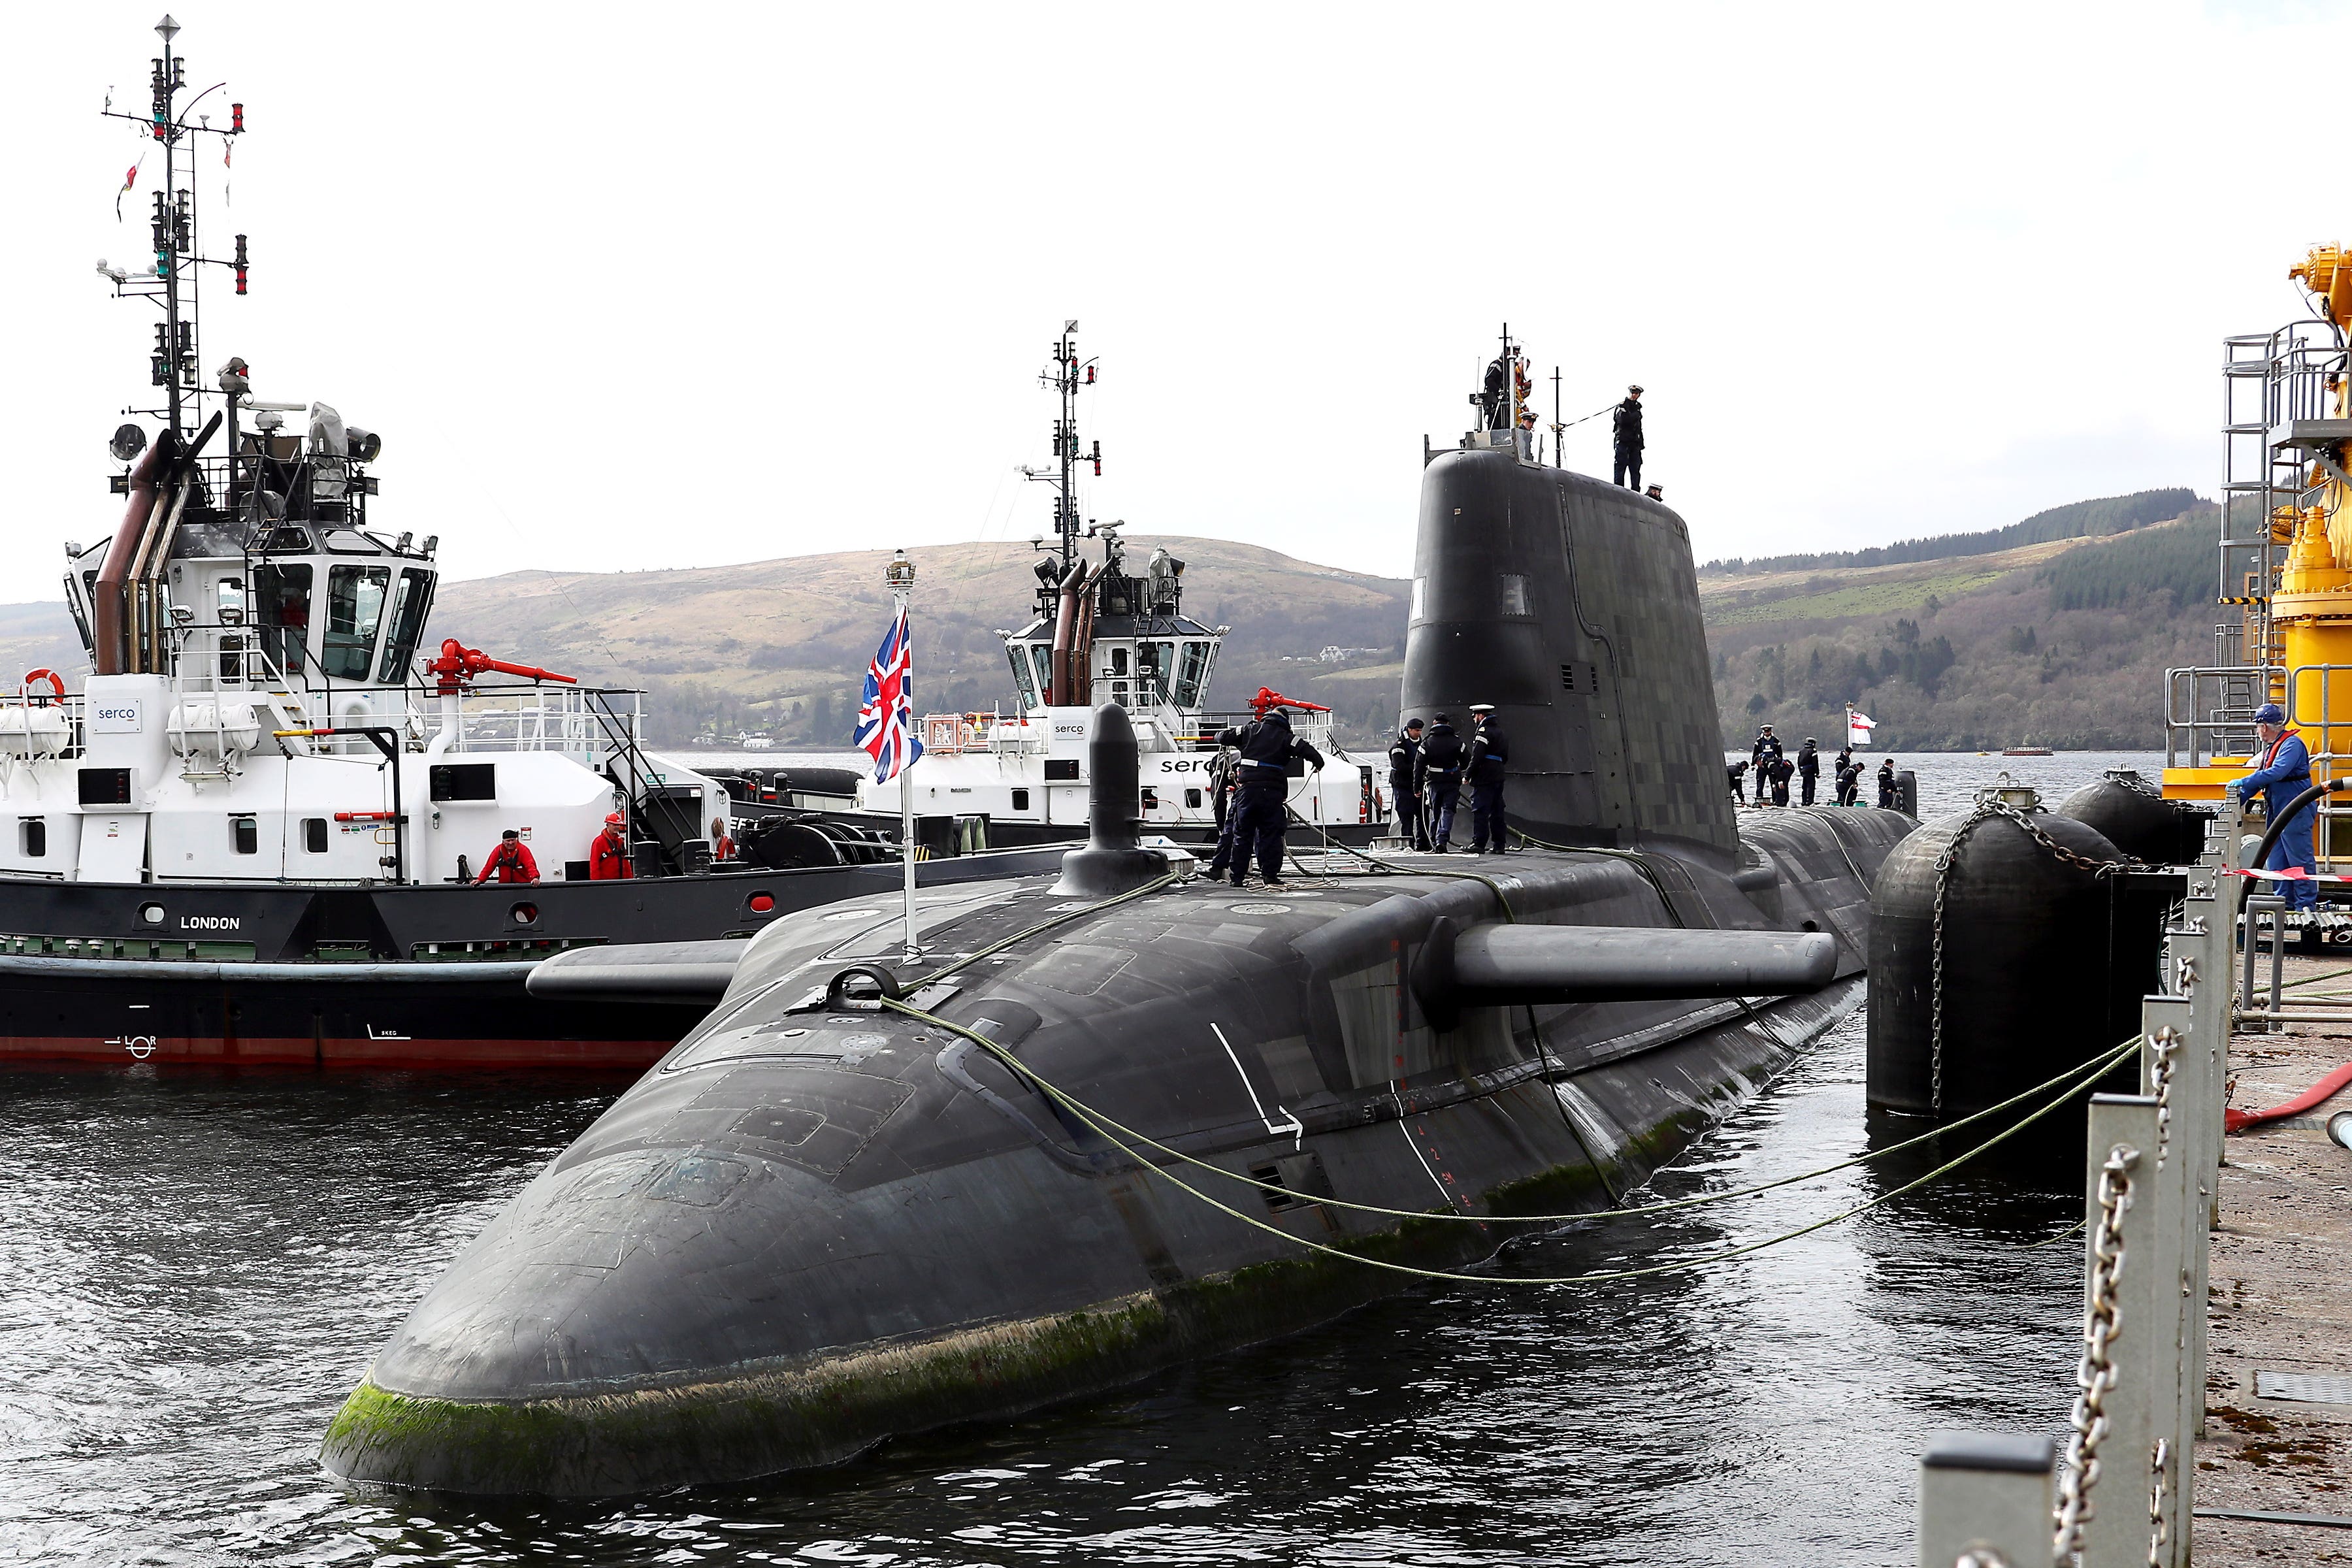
[1915,809,2246,1567]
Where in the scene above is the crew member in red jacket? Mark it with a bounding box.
[711,815,736,862]
[590,811,633,879]
[475,828,539,884]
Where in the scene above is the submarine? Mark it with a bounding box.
[321,342,1918,1495]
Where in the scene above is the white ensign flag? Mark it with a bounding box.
[1846,708,1877,748]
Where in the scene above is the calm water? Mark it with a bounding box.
[0,753,2136,1566]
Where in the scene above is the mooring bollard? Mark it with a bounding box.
[1917,1431,2055,1568]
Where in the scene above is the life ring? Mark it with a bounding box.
[21,669,64,702]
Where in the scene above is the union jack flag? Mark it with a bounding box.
[854,608,924,783]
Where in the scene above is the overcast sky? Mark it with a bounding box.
[2,1,2342,595]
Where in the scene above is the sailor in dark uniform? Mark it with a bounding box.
[1217,705,1323,889]
[1876,758,1898,808]
[1727,758,1750,802]
[1468,705,1509,853]
[1482,356,1509,429]
[1202,738,1243,880]
[1796,738,1820,806]
[1416,713,1467,851]
[1750,724,1782,803]
[1612,384,1644,489]
[1388,718,1429,850]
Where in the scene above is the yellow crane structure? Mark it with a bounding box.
[2164,244,2352,878]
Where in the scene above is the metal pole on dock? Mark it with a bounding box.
[1916,1433,2054,1568]
[886,550,921,963]
[2066,1092,2161,1568]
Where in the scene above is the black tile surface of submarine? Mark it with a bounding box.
[322,444,1916,1496]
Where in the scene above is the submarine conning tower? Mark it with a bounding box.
[1401,448,1735,858]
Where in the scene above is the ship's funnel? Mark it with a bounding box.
[1399,449,1735,857]
[1052,702,1165,898]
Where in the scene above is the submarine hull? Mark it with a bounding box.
[323,808,1910,1495]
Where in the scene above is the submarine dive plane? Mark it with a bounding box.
[321,336,1917,1494]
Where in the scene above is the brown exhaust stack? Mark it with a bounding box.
[93,439,168,676]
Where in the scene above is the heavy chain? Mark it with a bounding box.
[2148,1437,2170,1568]
[2054,1143,2140,1564]
[1929,801,2144,1115]
[2147,1026,2179,1168]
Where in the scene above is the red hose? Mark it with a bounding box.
[2225,1059,2352,1133]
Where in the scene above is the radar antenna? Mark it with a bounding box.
[1019,320,1100,568]
[97,14,248,442]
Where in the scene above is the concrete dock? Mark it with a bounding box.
[2197,950,2352,1565]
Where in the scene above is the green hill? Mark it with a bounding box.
[0,487,2218,754]
[1701,487,2199,577]
[1703,502,2217,750]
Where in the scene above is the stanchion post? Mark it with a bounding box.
[1917,1431,2055,1568]
[2074,1093,2161,1568]
[2139,996,2197,1567]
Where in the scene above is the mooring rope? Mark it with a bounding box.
[884,1006,2135,1288]
[882,991,2134,1282]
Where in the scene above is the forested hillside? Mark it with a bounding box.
[1704,501,2217,750]
[1701,488,2197,578]
[0,487,2219,754]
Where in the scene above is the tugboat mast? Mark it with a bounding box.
[99,13,247,443]
[1026,320,1100,568]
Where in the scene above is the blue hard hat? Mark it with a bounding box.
[2255,702,2287,726]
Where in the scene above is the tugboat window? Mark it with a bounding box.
[1011,788,1030,810]
[1005,645,1038,708]
[303,817,329,854]
[324,565,392,681]
[19,819,43,858]
[378,568,435,683]
[1030,645,1054,702]
[1110,647,1128,677]
[231,816,259,855]
[65,581,93,657]
[252,563,312,675]
[1139,642,1174,703]
[1173,641,1211,708]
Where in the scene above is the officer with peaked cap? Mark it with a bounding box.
[1468,705,1510,853]
[1612,385,1645,490]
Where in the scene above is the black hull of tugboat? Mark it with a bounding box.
[0,848,1064,1070]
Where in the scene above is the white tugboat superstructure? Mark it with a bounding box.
[853,326,1385,841]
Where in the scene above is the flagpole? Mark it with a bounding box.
[887,550,921,964]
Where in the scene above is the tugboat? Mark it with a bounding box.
[0,18,1058,1070]
[745,325,1386,849]
[323,335,1918,1495]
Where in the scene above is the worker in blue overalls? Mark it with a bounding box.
[2230,702,2320,913]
